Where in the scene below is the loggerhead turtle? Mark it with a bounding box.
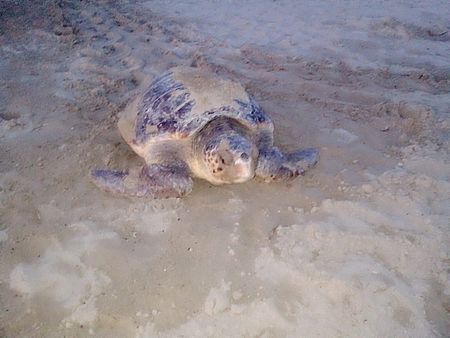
[91,66,319,198]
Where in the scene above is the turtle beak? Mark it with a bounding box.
[233,152,255,182]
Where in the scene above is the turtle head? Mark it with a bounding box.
[195,118,257,185]
[203,135,256,184]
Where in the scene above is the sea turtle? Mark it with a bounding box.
[91,66,319,198]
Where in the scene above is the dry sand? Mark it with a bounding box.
[1,0,449,337]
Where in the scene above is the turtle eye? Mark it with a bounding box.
[240,152,249,160]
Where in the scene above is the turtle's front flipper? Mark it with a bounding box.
[91,163,193,198]
[256,147,319,182]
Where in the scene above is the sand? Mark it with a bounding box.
[0,0,449,337]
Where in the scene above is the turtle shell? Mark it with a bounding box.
[132,66,273,145]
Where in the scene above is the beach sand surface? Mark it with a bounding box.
[0,0,449,337]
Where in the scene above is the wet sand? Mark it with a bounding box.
[1,0,449,337]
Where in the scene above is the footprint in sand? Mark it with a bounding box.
[0,112,30,137]
[371,17,450,42]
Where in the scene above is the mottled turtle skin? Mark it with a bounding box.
[91,66,318,198]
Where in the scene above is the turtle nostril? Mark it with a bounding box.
[240,152,249,160]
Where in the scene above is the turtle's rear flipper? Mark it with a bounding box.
[256,147,319,182]
[91,164,193,199]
